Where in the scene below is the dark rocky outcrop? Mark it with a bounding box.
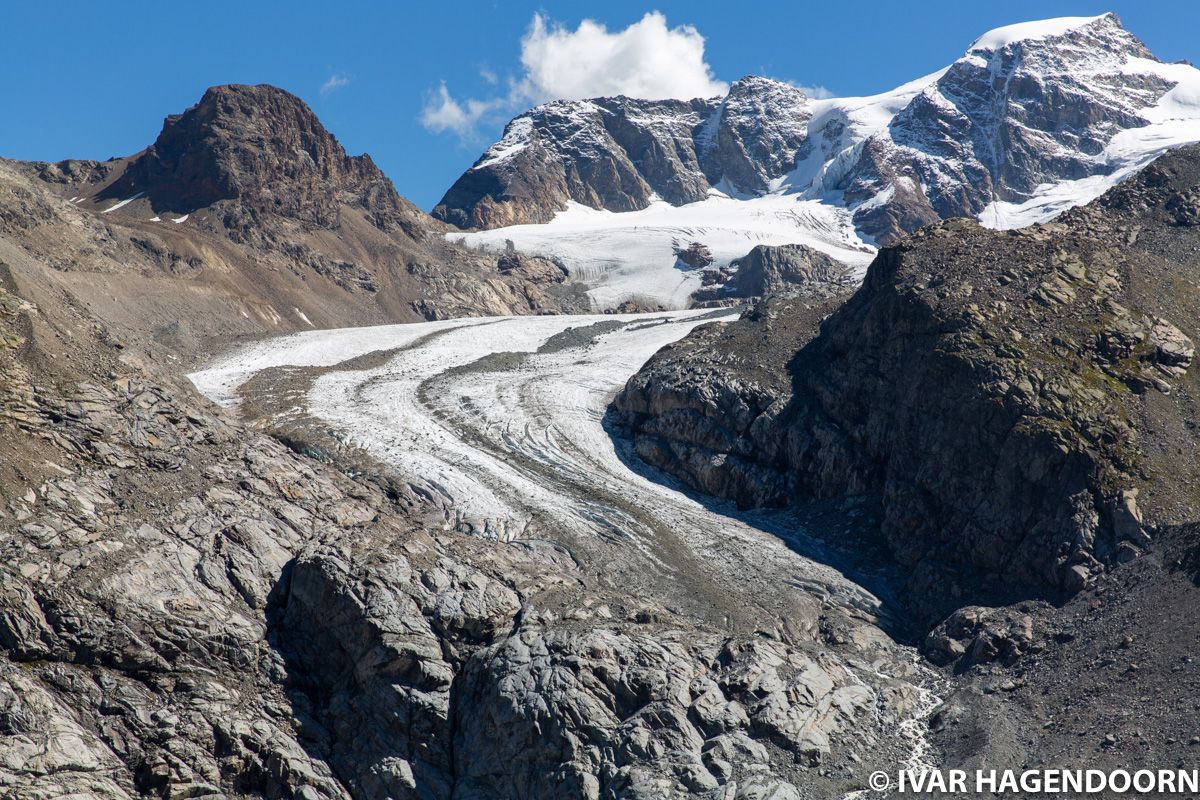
[690,244,852,305]
[496,249,567,284]
[723,243,851,298]
[615,143,1200,621]
[675,241,714,269]
[105,84,426,239]
[614,293,850,507]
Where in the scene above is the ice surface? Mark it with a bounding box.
[188,311,945,755]
[449,194,876,309]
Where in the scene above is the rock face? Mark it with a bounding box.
[615,143,1200,620]
[432,77,812,229]
[0,286,374,796]
[106,84,426,239]
[723,244,851,299]
[436,14,1200,251]
[703,77,812,195]
[432,96,715,229]
[842,13,1179,242]
[281,568,897,798]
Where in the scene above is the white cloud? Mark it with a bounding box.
[320,72,351,97]
[419,82,506,138]
[420,11,727,141]
[479,67,498,85]
[518,12,727,103]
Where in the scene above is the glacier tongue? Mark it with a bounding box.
[189,310,947,792]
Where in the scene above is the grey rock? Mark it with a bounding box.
[676,241,715,269]
[433,77,812,229]
[722,243,851,299]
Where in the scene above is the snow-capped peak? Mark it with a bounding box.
[967,12,1113,53]
[437,13,1200,311]
[474,116,535,170]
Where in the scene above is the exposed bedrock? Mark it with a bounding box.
[273,540,928,799]
[615,145,1200,621]
[691,243,854,304]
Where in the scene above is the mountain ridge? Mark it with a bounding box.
[437,13,1200,309]
[10,84,586,359]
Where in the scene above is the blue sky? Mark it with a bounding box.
[3,1,1196,209]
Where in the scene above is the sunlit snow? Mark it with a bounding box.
[968,14,1108,52]
[101,192,144,213]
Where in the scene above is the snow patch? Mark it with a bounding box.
[475,116,535,169]
[101,192,145,214]
[172,214,189,224]
[969,14,1109,53]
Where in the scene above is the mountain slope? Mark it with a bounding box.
[432,76,813,230]
[438,13,1200,310]
[12,85,583,361]
[611,139,1200,795]
[841,13,1199,240]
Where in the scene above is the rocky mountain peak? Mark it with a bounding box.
[105,84,423,235]
[432,75,818,229]
[949,12,1153,97]
[439,12,1200,304]
[842,11,1187,243]
[701,77,812,194]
